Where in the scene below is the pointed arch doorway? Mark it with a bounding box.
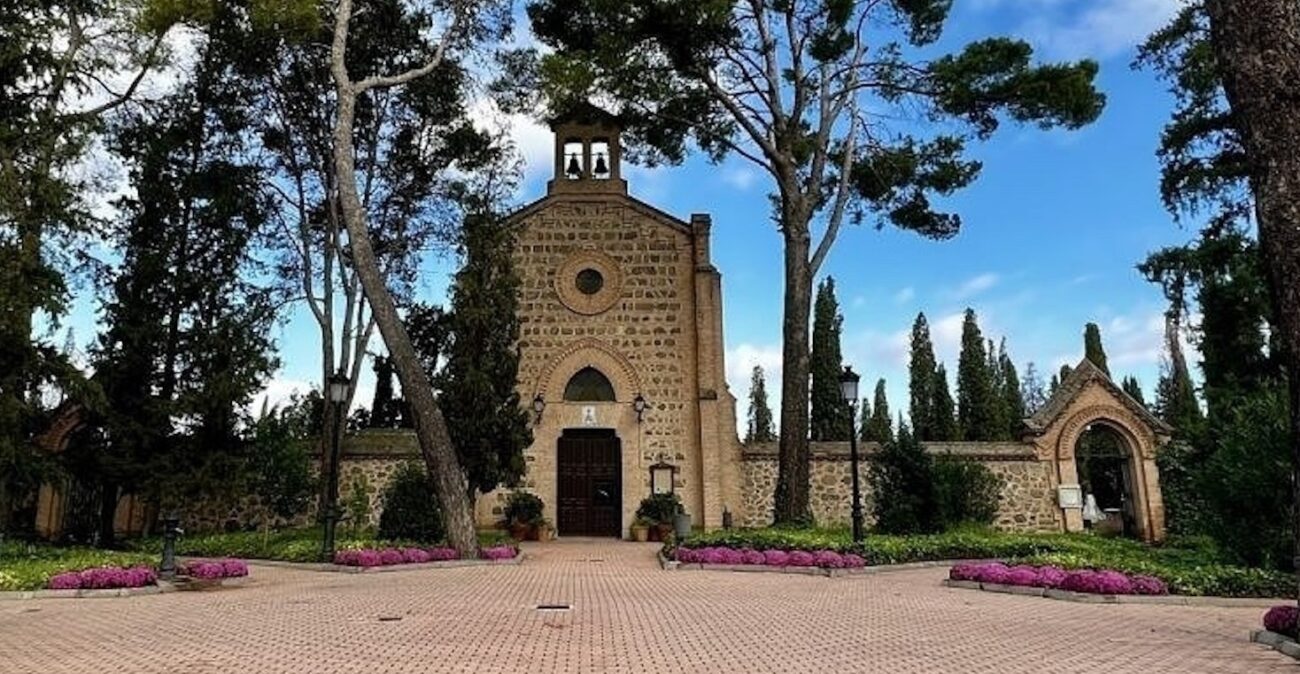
[556,429,622,537]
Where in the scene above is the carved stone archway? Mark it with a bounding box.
[1024,359,1172,541]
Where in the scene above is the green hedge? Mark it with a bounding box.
[0,542,155,592]
[673,527,1295,598]
[127,527,512,563]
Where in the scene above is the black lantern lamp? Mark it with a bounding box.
[532,393,546,423]
[633,393,647,423]
[321,370,350,561]
[840,365,865,544]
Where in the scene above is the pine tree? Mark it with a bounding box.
[1083,323,1110,376]
[998,340,1025,438]
[864,379,894,443]
[957,309,999,441]
[369,356,398,428]
[745,366,777,444]
[1121,376,1147,407]
[810,278,851,440]
[1021,362,1048,415]
[908,313,937,440]
[931,365,959,441]
[434,213,533,497]
[986,338,1008,439]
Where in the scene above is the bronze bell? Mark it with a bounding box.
[593,154,609,176]
[566,154,582,178]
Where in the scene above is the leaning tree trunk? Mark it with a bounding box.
[772,217,814,526]
[1205,0,1300,607]
[328,60,479,557]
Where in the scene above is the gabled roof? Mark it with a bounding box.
[1023,357,1173,436]
[547,102,621,129]
[504,191,694,235]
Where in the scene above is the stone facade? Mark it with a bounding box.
[739,442,1061,532]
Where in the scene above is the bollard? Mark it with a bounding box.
[160,514,183,580]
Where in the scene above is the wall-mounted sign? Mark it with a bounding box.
[1057,484,1083,509]
[581,406,597,426]
[650,461,677,495]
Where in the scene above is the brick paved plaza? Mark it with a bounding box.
[0,540,1292,674]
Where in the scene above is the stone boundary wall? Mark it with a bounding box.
[739,442,1062,533]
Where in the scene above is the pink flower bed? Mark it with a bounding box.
[949,562,1168,596]
[1264,605,1299,639]
[333,545,517,567]
[47,565,158,591]
[676,546,866,569]
[183,559,249,580]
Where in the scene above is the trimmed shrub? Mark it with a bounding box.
[503,491,544,526]
[377,462,444,543]
[933,456,1002,528]
[1264,605,1299,638]
[636,493,682,525]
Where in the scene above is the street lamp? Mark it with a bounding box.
[532,393,546,423]
[321,370,350,561]
[840,365,864,544]
[633,393,647,423]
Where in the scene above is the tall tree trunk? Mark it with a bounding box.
[772,221,813,525]
[328,72,478,555]
[1205,0,1300,607]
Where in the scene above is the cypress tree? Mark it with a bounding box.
[809,278,851,441]
[369,356,398,428]
[857,397,872,441]
[1021,362,1048,415]
[1083,323,1110,376]
[1058,364,1073,385]
[932,365,959,441]
[865,379,894,443]
[1121,376,1147,407]
[745,365,777,444]
[1049,373,1061,397]
[998,339,1025,438]
[957,309,999,441]
[908,313,937,440]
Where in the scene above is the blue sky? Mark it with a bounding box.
[57,0,1196,433]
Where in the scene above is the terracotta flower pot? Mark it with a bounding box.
[631,525,649,542]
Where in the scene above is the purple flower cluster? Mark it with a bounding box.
[47,565,158,591]
[184,559,249,580]
[480,545,518,561]
[949,562,1168,596]
[676,546,867,569]
[1264,605,1299,638]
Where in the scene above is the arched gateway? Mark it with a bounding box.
[1022,359,1173,541]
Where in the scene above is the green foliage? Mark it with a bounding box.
[367,357,402,429]
[933,456,1002,527]
[864,379,894,443]
[957,309,1000,441]
[673,527,1294,598]
[1020,362,1048,415]
[247,411,316,525]
[503,491,544,526]
[345,474,371,534]
[0,542,154,591]
[636,494,682,525]
[869,424,937,534]
[908,313,938,440]
[1083,323,1110,376]
[377,463,444,544]
[996,340,1024,436]
[810,278,851,441]
[1121,376,1147,407]
[426,214,532,497]
[931,364,959,441]
[121,527,510,564]
[744,365,776,444]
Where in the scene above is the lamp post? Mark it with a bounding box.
[840,365,864,544]
[321,370,350,561]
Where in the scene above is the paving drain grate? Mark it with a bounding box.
[536,604,571,611]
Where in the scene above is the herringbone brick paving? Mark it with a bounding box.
[0,540,1292,673]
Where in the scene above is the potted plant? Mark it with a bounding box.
[636,493,682,542]
[503,492,545,541]
[536,518,555,542]
[630,517,652,542]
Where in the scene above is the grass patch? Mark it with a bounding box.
[674,526,1295,598]
[125,527,512,563]
[0,541,155,592]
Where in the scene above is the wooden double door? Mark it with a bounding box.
[556,429,622,537]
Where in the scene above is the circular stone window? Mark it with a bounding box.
[575,268,604,295]
[555,250,622,315]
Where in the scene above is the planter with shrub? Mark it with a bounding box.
[503,492,546,541]
[636,494,682,542]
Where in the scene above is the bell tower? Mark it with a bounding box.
[547,103,627,196]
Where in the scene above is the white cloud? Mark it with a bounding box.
[950,273,1000,300]
[981,0,1184,60]
[248,376,314,418]
[893,287,916,305]
[721,166,758,190]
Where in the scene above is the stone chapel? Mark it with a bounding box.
[471,104,745,535]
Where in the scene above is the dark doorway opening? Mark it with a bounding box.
[557,429,622,537]
[1075,423,1136,537]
